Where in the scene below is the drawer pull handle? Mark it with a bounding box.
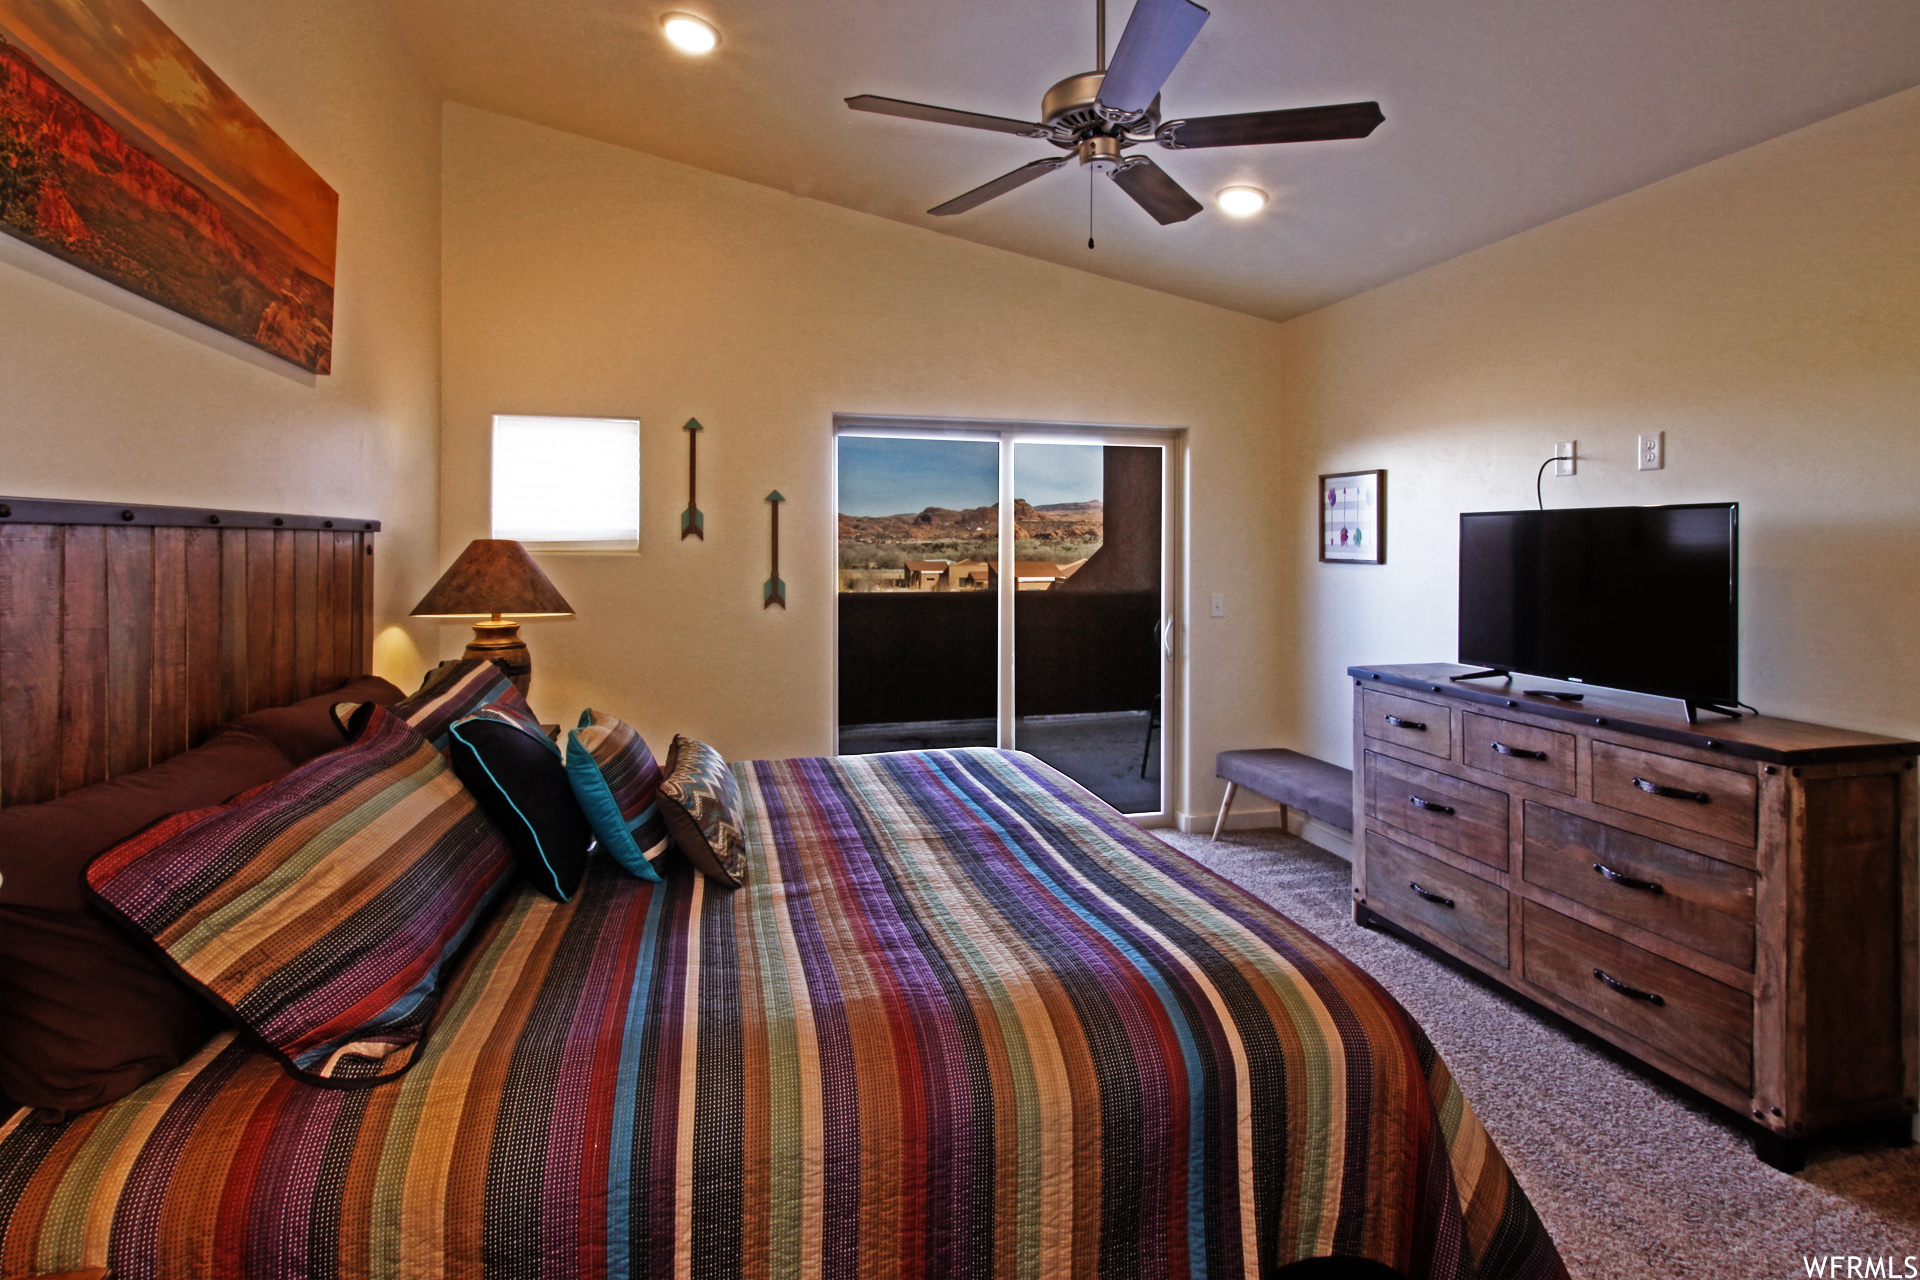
[1409,882,1455,908]
[1592,862,1664,895]
[1592,968,1665,1006]
[1490,741,1547,760]
[1408,795,1456,815]
[1384,715,1427,731]
[1631,776,1711,804]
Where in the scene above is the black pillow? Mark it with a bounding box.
[448,712,594,901]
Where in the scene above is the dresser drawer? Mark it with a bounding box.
[1364,751,1509,871]
[1461,713,1576,795]
[1592,742,1757,848]
[1360,689,1452,761]
[1366,831,1508,967]
[1522,901,1751,1091]
[1521,803,1755,971]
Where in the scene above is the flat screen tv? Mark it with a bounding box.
[1457,503,1738,714]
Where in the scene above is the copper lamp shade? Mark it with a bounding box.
[411,540,573,697]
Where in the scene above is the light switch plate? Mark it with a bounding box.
[1210,593,1225,618]
[1638,432,1665,470]
[1555,441,1577,477]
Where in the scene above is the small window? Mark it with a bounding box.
[491,415,640,551]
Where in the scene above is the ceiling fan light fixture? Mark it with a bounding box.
[846,1,1384,230]
[1217,185,1268,217]
[661,13,719,54]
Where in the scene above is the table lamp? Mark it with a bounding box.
[410,539,573,698]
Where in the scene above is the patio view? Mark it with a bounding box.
[837,436,1163,813]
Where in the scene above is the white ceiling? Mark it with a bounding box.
[392,0,1920,323]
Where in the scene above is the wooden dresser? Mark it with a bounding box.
[1348,663,1917,1169]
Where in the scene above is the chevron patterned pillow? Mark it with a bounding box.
[657,735,745,888]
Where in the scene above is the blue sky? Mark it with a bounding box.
[837,438,1104,516]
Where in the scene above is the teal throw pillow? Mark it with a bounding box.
[565,709,669,881]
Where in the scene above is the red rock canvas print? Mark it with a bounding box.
[0,0,337,372]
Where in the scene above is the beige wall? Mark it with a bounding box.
[0,0,443,683]
[1279,86,1920,768]
[440,104,1290,818]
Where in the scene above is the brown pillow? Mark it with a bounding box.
[0,727,295,1118]
[231,673,405,765]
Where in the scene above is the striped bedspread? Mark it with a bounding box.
[0,749,1564,1280]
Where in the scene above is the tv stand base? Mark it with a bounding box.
[1684,700,1745,725]
[1448,668,1510,683]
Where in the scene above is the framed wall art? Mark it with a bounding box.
[1319,469,1385,564]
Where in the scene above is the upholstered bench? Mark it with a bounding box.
[1213,749,1354,841]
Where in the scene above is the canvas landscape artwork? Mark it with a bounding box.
[0,0,336,372]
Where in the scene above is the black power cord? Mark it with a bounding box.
[1535,453,1569,509]
[1529,453,1762,718]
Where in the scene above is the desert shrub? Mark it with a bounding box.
[839,538,1001,569]
[1013,538,1102,564]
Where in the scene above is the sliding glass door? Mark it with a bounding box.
[1011,441,1164,813]
[835,423,1177,820]
[835,435,1000,753]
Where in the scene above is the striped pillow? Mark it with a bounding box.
[87,705,515,1086]
[564,710,668,881]
[457,697,560,756]
[393,657,525,752]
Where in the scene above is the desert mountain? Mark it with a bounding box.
[839,500,1102,545]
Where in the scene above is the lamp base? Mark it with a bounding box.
[464,619,532,698]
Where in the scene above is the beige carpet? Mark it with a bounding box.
[1157,826,1920,1280]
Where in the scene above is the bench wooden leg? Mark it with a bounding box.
[1280,803,1290,834]
[1212,781,1238,841]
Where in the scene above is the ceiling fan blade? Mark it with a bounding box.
[1096,0,1209,117]
[1162,101,1384,149]
[1110,158,1203,225]
[846,94,1047,137]
[928,156,1069,216]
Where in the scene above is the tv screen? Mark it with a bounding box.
[1458,503,1738,705]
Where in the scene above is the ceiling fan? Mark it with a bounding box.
[846,0,1384,227]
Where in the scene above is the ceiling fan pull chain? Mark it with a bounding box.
[1088,171,1096,250]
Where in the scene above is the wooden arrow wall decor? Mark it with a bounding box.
[680,418,704,539]
[763,490,786,609]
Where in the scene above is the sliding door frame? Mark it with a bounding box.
[832,414,1187,825]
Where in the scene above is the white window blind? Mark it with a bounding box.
[491,415,640,551]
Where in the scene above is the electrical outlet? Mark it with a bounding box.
[1638,432,1664,470]
[1555,441,1576,477]
[1210,593,1225,618]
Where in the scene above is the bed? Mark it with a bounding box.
[0,500,1565,1280]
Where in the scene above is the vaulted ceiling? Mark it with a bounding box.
[392,0,1920,322]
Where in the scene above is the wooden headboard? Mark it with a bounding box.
[0,496,380,809]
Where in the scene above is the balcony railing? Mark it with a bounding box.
[837,588,1159,727]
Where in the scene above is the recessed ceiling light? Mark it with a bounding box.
[1216,186,1268,218]
[661,13,719,54]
